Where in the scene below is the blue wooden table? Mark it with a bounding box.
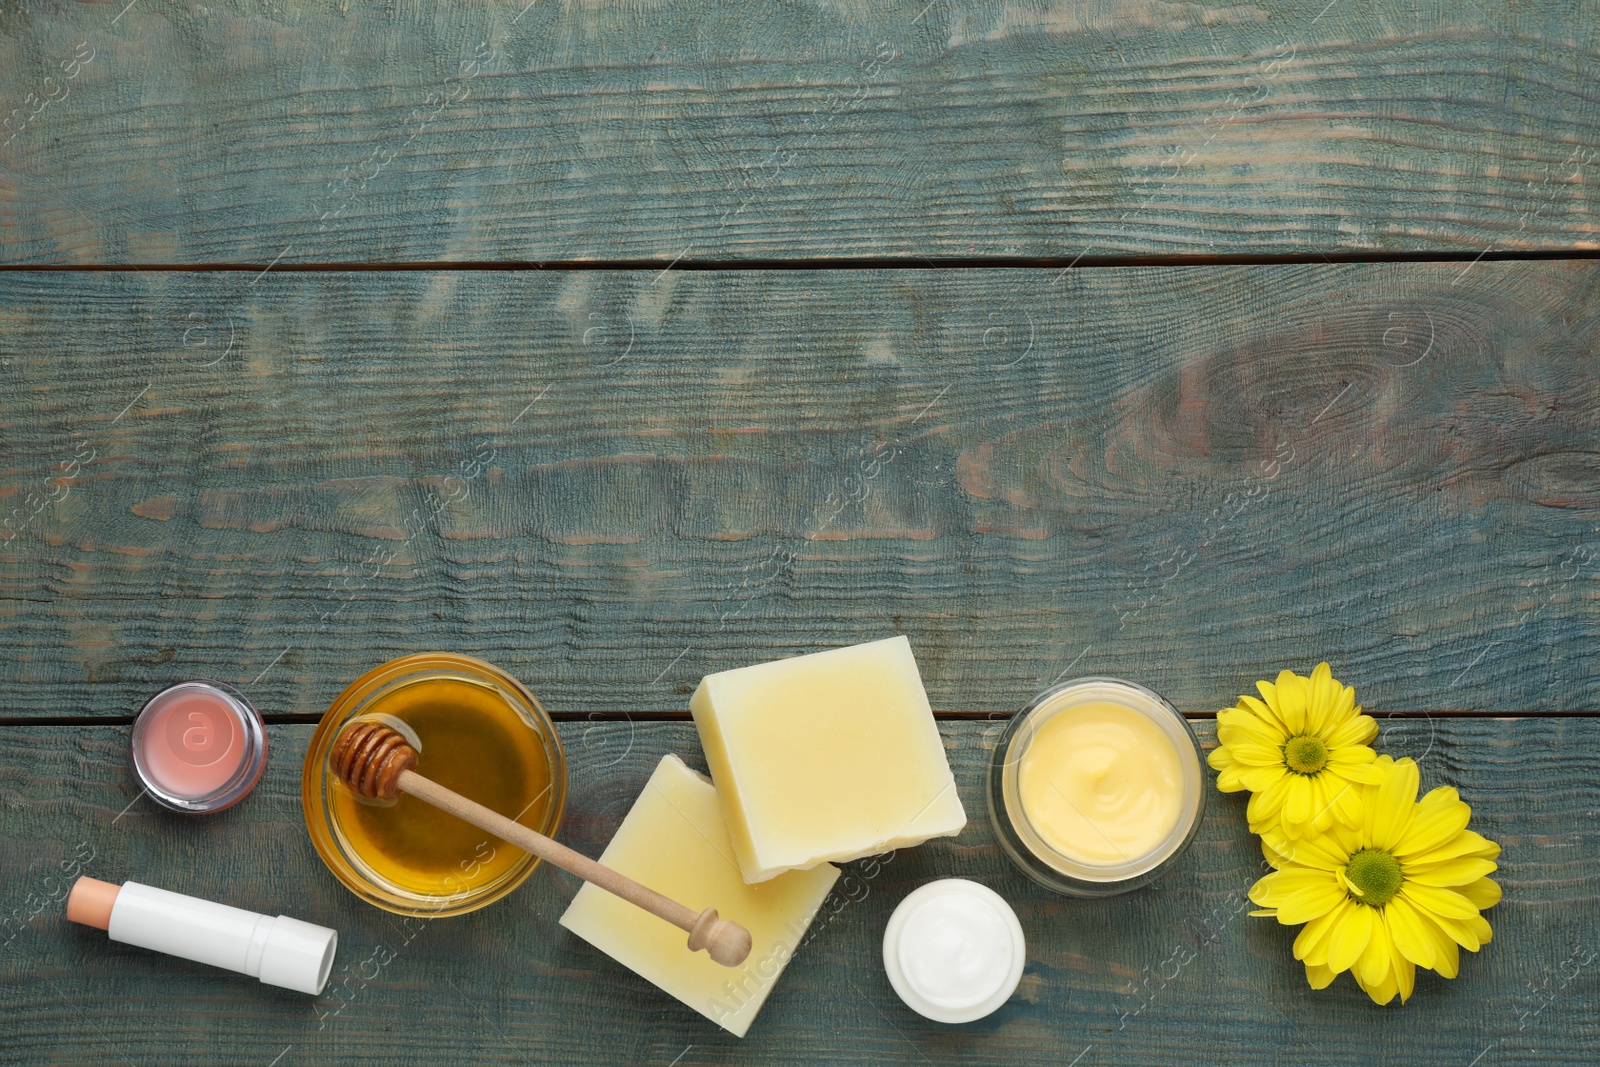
[1,2,1596,1064]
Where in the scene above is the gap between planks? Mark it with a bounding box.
[1,710,1596,727]
[2,249,1600,274]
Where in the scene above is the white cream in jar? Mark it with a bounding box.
[882,879,1025,1024]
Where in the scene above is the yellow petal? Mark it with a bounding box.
[1277,881,1349,926]
[1308,776,1337,833]
[1324,716,1376,751]
[1420,785,1461,807]
[1305,961,1337,990]
[1256,868,1341,903]
[1395,953,1416,1002]
[1294,898,1349,964]
[1330,778,1365,826]
[1215,724,1281,754]
[1326,903,1375,973]
[1267,830,1349,871]
[1404,858,1498,887]
[1331,820,1363,859]
[1230,743,1289,767]
[1394,799,1473,859]
[1283,775,1314,831]
[1400,882,1480,923]
[1357,911,1395,987]
[1355,963,1400,1005]
[1294,926,1328,965]
[1327,753,1385,785]
[1241,766,1286,792]
[1252,683,1288,731]
[1405,828,1501,866]
[1428,912,1484,953]
[1215,764,1250,792]
[1219,708,1287,746]
[1432,928,1461,978]
[1240,694,1287,734]
[1458,877,1502,911]
[1208,745,1234,772]
[1383,895,1437,970]
[1274,670,1308,735]
[1369,758,1420,850]
[1305,662,1336,735]
[1323,684,1358,729]
[1247,775,1293,831]
[1326,745,1377,765]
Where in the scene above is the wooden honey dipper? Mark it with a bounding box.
[330,720,753,967]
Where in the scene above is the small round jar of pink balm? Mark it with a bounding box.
[131,682,268,813]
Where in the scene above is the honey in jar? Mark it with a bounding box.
[303,653,567,917]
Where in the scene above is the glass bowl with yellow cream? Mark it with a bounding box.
[302,652,567,917]
[987,677,1204,896]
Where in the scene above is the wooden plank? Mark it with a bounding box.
[1,263,1596,720]
[1,1,1596,264]
[0,718,1594,1065]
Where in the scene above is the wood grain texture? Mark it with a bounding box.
[1,0,1597,264]
[1,263,1597,720]
[0,718,1594,1066]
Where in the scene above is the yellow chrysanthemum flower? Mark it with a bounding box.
[1248,756,1502,1005]
[1208,663,1383,838]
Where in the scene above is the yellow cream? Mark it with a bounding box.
[1016,700,1184,866]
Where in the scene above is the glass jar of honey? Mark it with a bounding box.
[302,652,566,917]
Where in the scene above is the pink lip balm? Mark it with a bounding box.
[131,682,267,813]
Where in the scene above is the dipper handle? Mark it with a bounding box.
[330,721,752,967]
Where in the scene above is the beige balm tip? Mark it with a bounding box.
[67,876,120,931]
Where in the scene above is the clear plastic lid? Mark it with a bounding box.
[131,681,268,813]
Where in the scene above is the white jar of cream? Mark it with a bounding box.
[881,878,1025,1024]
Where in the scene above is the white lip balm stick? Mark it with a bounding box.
[67,876,338,995]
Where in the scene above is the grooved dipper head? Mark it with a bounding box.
[330,721,417,800]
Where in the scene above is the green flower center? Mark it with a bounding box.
[1344,848,1403,908]
[1282,734,1329,775]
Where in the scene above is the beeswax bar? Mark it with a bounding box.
[558,754,839,1037]
[691,636,967,883]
